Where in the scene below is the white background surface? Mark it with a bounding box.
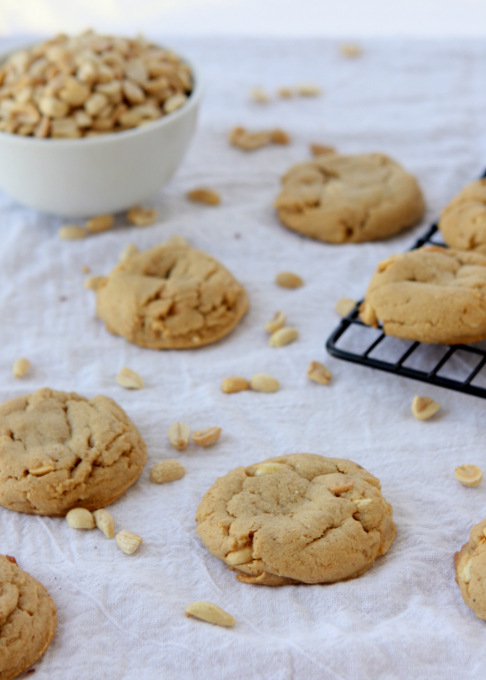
[2,0,486,37]
[2,7,486,680]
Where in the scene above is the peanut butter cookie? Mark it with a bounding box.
[0,554,57,680]
[359,246,486,344]
[196,453,395,586]
[95,241,249,349]
[455,519,486,620]
[439,179,486,254]
[274,152,425,243]
[0,388,147,515]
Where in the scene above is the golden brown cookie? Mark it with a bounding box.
[0,388,147,516]
[439,179,486,254]
[95,241,249,349]
[196,453,395,586]
[455,519,486,620]
[0,554,57,680]
[274,152,425,243]
[359,246,486,344]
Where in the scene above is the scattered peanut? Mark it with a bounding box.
[275,271,303,288]
[82,266,90,274]
[411,396,441,420]
[66,508,95,530]
[85,214,114,233]
[221,376,249,394]
[335,297,357,318]
[339,43,363,58]
[150,459,186,484]
[0,32,193,138]
[127,206,158,226]
[250,374,280,393]
[12,357,30,378]
[93,509,115,538]
[58,225,87,240]
[116,529,143,555]
[264,311,286,334]
[454,465,483,488]
[229,126,291,151]
[168,422,190,451]
[187,187,221,206]
[277,87,293,98]
[310,143,336,156]
[269,327,298,348]
[192,426,222,447]
[296,82,322,96]
[84,275,106,291]
[185,601,236,627]
[249,86,269,103]
[116,366,144,389]
[119,243,139,261]
[307,361,332,385]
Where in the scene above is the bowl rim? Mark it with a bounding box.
[0,39,204,148]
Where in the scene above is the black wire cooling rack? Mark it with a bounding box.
[325,221,486,399]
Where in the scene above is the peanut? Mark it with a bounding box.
[58,225,87,240]
[93,509,115,538]
[12,357,30,378]
[250,374,280,393]
[296,82,322,96]
[150,459,186,484]
[185,601,236,627]
[116,367,144,389]
[168,422,190,451]
[411,396,441,420]
[307,361,332,385]
[275,271,303,288]
[335,297,357,317]
[116,529,143,555]
[192,426,222,447]
[249,86,269,103]
[254,462,289,476]
[310,143,336,156]
[454,465,482,488]
[339,43,363,58]
[85,214,114,233]
[187,187,221,206]
[84,275,106,291]
[264,311,286,334]
[221,377,249,394]
[269,327,298,348]
[127,206,157,227]
[119,243,139,261]
[66,508,95,530]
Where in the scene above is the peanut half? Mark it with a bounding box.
[187,187,221,206]
[58,225,87,240]
[296,82,322,96]
[264,311,286,334]
[411,396,441,421]
[116,529,143,555]
[86,214,114,233]
[12,357,30,378]
[335,297,357,318]
[150,460,186,484]
[307,361,332,385]
[119,243,139,262]
[185,601,236,627]
[249,86,269,103]
[192,426,222,447]
[93,509,115,538]
[116,367,144,390]
[454,465,483,488]
[275,271,303,289]
[221,377,249,394]
[269,327,298,348]
[168,422,190,451]
[250,374,280,393]
[66,508,95,530]
[127,206,158,226]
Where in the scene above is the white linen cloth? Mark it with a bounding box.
[1,37,486,680]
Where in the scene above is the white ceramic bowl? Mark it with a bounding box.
[0,46,203,217]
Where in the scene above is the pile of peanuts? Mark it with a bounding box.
[0,30,193,138]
